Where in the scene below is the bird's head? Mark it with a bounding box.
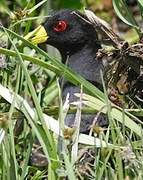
[30,9,99,54]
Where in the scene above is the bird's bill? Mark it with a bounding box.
[24,25,48,44]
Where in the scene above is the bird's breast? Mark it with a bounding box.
[67,49,104,84]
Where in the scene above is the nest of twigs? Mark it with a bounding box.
[82,9,143,108]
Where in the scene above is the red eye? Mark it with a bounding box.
[53,21,68,32]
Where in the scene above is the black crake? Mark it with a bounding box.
[43,9,108,132]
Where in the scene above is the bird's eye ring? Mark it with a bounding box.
[53,21,68,32]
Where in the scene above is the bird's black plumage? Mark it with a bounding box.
[42,9,108,132]
[43,10,100,59]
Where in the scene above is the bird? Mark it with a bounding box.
[31,9,108,133]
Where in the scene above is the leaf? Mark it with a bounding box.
[112,0,139,28]
[138,0,143,7]
[0,84,110,148]
[28,0,47,14]
[0,129,5,144]
[0,26,105,101]
[76,93,143,137]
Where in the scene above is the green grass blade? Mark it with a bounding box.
[113,0,141,36]
[0,26,105,101]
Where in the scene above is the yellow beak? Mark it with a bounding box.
[24,25,48,44]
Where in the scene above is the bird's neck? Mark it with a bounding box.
[61,41,101,61]
[61,42,103,85]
